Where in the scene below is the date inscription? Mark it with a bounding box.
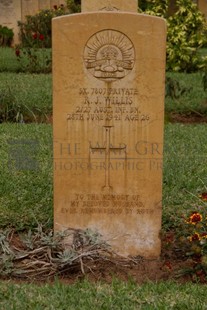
[67,87,150,123]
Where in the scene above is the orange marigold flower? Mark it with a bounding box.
[189,233,201,242]
[199,192,207,201]
[188,212,202,224]
[163,261,172,270]
[201,232,207,239]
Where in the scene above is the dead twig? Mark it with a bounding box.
[0,227,138,280]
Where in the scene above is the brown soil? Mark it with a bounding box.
[58,256,191,285]
[2,112,207,285]
[169,112,207,124]
[1,231,199,285]
[58,238,194,285]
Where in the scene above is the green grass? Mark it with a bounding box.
[163,123,207,229]
[0,71,206,122]
[0,123,206,231]
[0,47,51,73]
[0,47,20,72]
[0,72,52,121]
[165,71,207,115]
[0,280,207,309]
[197,47,207,57]
[0,124,53,230]
[0,49,207,304]
[0,48,207,121]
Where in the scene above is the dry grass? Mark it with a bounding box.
[0,226,135,280]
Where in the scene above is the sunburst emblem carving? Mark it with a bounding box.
[84,30,135,82]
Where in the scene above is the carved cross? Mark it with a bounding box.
[89,125,127,191]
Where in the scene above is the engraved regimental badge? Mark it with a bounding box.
[84,30,135,82]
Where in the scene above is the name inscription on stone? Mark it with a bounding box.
[67,87,150,123]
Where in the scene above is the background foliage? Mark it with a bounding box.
[67,0,81,13]
[0,25,14,47]
[18,4,68,48]
[139,0,207,72]
[16,0,207,72]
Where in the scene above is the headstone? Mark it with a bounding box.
[22,0,39,19]
[0,0,21,44]
[53,3,166,258]
[39,0,50,10]
[81,0,137,12]
[50,0,64,7]
[198,0,207,19]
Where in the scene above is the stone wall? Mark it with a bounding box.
[0,0,66,45]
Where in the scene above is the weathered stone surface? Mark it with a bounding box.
[0,0,21,44]
[22,0,39,19]
[39,0,50,10]
[82,0,137,12]
[50,0,64,8]
[53,12,166,258]
[198,0,207,19]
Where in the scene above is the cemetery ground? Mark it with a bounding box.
[0,47,207,307]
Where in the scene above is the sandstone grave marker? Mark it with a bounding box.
[39,0,51,11]
[81,0,137,12]
[0,0,21,44]
[53,1,166,257]
[22,0,39,19]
